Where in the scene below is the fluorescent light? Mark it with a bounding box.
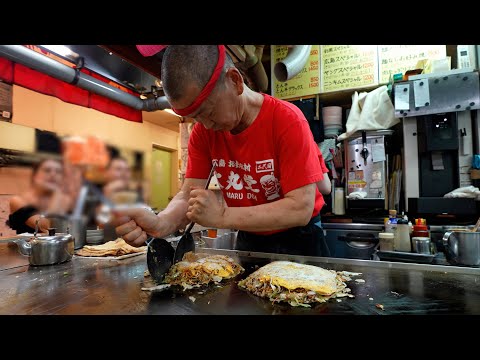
[40,45,79,60]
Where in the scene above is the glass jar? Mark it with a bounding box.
[379,232,395,251]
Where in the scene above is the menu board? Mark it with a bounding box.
[0,82,12,122]
[320,45,378,92]
[378,45,447,84]
[271,45,320,100]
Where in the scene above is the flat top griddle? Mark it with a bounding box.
[0,245,479,315]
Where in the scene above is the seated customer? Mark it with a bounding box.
[99,156,141,241]
[8,159,73,234]
[102,156,136,202]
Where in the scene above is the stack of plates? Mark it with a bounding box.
[322,106,343,138]
[86,229,104,245]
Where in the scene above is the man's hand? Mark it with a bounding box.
[187,188,226,228]
[110,207,164,247]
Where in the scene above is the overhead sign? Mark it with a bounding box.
[321,45,378,92]
[378,45,447,84]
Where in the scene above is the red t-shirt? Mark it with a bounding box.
[186,93,325,234]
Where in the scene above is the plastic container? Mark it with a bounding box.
[379,232,395,251]
[207,228,218,238]
[333,188,345,215]
[394,219,411,252]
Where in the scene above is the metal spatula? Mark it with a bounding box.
[146,237,174,283]
[173,164,217,264]
[146,164,216,283]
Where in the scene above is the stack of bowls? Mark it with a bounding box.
[86,229,104,245]
[322,106,343,138]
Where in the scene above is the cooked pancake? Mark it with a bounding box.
[76,238,146,257]
[164,252,244,289]
[238,261,354,307]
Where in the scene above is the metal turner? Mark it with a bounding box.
[147,164,217,283]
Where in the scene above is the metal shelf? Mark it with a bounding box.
[393,69,480,118]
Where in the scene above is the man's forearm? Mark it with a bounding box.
[154,190,190,235]
[221,197,313,232]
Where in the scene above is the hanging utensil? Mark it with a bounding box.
[172,164,217,264]
[360,130,369,165]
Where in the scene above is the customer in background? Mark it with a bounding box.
[102,156,133,202]
[99,156,145,242]
[8,158,73,234]
[112,45,330,257]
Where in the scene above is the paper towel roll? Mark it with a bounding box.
[334,188,345,215]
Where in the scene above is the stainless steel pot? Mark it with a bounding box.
[443,231,480,266]
[69,216,87,249]
[14,228,74,266]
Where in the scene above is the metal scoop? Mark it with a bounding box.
[146,237,174,283]
[146,165,216,283]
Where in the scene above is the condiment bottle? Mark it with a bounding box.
[385,209,398,233]
[388,210,398,224]
[394,219,411,252]
[412,224,429,239]
[379,232,395,251]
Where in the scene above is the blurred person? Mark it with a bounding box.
[98,156,146,241]
[8,159,74,234]
[102,156,133,202]
[111,45,331,257]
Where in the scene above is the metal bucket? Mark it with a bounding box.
[200,230,238,250]
[69,216,87,250]
[443,230,480,266]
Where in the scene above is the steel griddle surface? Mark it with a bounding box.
[1,246,479,315]
[145,250,480,315]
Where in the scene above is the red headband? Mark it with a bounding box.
[172,45,226,117]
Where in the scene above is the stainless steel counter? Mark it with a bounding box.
[1,242,480,315]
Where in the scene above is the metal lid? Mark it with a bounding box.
[34,229,72,242]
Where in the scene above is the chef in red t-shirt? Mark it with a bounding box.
[112,45,331,256]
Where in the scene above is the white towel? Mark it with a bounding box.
[338,85,399,141]
[348,191,368,200]
[444,186,480,199]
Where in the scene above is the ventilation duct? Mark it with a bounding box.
[274,45,312,82]
[0,45,170,112]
